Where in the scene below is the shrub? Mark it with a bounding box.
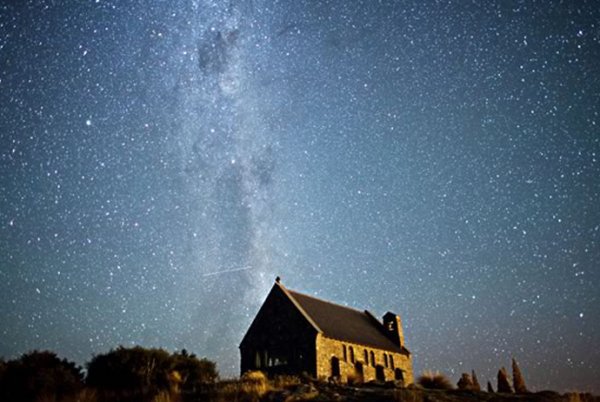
[0,350,83,402]
[512,358,528,393]
[417,370,453,390]
[86,346,172,397]
[456,373,474,390]
[497,367,513,393]
[86,346,217,401]
[471,370,481,391]
[240,370,269,396]
[0,358,5,383]
[347,372,359,385]
[171,349,218,393]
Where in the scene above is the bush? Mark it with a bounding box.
[0,350,83,402]
[471,370,481,391]
[87,346,172,397]
[171,349,218,393]
[417,370,453,390]
[86,346,217,402]
[456,373,475,390]
[240,370,270,397]
[497,366,513,393]
[0,358,5,382]
[512,358,528,393]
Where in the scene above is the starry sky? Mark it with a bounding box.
[1,0,599,393]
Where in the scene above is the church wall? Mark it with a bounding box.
[315,334,413,385]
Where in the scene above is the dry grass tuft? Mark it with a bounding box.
[393,388,424,402]
[152,390,177,402]
[75,388,99,402]
[417,370,453,390]
[239,370,270,399]
[271,374,302,389]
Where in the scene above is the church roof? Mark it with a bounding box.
[279,282,409,354]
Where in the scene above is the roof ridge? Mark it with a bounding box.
[287,288,371,316]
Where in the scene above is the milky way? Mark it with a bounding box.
[1,0,599,393]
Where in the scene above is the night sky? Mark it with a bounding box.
[1,0,599,393]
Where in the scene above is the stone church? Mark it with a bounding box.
[239,278,413,384]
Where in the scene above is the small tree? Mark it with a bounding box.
[471,370,481,391]
[512,358,528,393]
[497,367,513,393]
[457,373,474,390]
[487,381,494,392]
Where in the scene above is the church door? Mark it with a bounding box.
[331,356,340,378]
[354,362,364,383]
[376,365,385,382]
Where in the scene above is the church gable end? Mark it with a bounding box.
[239,282,318,375]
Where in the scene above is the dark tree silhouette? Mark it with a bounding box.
[172,349,218,393]
[87,346,173,401]
[471,369,481,391]
[457,373,474,390]
[0,350,83,402]
[487,381,494,392]
[497,367,513,393]
[86,346,218,401]
[512,358,529,393]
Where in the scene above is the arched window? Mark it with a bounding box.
[384,353,388,368]
[370,351,375,366]
[349,346,355,363]
[342,345,347,362]
[364,349,368,363]
[390,355,395,369]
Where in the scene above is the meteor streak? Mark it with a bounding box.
[202,266,253,277]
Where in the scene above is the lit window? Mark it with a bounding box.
[255,351,261,368]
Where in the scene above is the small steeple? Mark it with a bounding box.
[275,276,281,284]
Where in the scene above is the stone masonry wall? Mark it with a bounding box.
[315,334,413,385]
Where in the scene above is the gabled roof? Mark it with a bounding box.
[278,282,409,354]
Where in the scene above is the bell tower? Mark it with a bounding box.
[383,312,405,348]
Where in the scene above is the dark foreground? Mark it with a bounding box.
[194,376,599,402]
[1,377,597,402]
